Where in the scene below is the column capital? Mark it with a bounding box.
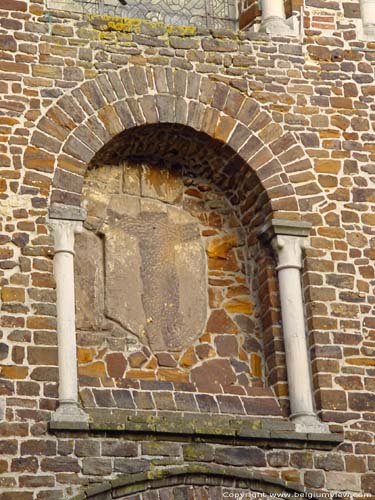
[271,234,308,271]
[258,219,311,271]
[258,218,312,241]
[49,219,83,254]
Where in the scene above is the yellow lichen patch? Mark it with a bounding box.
[99,31,117,41]
[107,18,141,33]
[224,298,254,315]
[88,14,196,37]
[166,24,197,36]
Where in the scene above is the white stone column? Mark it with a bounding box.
[49,215,89,426]
[259,219,328,433]
[360,0,375,37]
[259,0,293,35]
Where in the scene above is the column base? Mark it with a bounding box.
[259,16,294,35]
[292,413,330,434]
[50,402,89,429]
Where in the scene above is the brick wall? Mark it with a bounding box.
[0,0,375,498]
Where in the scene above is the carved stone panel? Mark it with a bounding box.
[75,229,105,331]
[76,156,261,389]
[101,195,207,352]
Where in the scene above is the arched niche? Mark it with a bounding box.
[74,123,279,399]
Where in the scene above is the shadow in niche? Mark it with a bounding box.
[70,464,321,499]
[75,122,287,415]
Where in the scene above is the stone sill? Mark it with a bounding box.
[49,410,343,449]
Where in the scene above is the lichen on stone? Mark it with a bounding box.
[88,14,197,37]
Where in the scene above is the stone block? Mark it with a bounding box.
[214,446,266,466]
[326,472,361,492]
[74,229,105,331]
[82,458,112,476]
[100,195,207,352]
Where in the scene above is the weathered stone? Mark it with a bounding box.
[215,446,266,466]
[105,353,127,378]
[206,310,239,334]
[191,359,236,392]
[100,194,207,352]
[75,229,105,331]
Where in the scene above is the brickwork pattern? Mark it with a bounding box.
[0,0,375,498]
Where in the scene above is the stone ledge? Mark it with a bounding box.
[49,410,343,449]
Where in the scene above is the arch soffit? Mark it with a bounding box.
[26,66,315,215]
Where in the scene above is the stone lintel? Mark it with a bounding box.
[48,410,343,449]
[49,203,87,221]
[258,218,312,243]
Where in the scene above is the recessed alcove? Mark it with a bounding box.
[73,124,284,416]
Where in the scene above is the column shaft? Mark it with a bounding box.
[259,0,292,34]
[259,220,329,433]
[261,0,286,21]
[277,265,315,419]
[49,219,88,425]
[54,250,79,404]
[360,0,375,30]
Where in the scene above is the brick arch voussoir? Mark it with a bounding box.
[28,65,300,214]
[69,464,320,500]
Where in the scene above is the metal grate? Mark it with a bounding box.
[75,0,237,28]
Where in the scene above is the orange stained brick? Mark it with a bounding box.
[126,369,156,380]
[77,347,96,364]
[250,353,262,378]
[158,368,189,383]
[1,286,25,303]
[179,347,198,368]
[1,366,28,379]
[347,358,375,367]
[224,298,254,315]
[78,361,106,378]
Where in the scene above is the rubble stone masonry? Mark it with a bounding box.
[1,0,375,498]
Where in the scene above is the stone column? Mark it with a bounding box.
[259,0,293,35]
[49,206,89,427]
[259,219,328,433]
[360,0,375,36]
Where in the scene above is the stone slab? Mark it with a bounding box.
[101,195,207,352]
[75,229,105,330]
[49,203,87,221]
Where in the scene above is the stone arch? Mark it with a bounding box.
[24,65,315,218]
[69,464,320,499]
[25,65,321,407]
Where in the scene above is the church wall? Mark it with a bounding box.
[0,0,375,498]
